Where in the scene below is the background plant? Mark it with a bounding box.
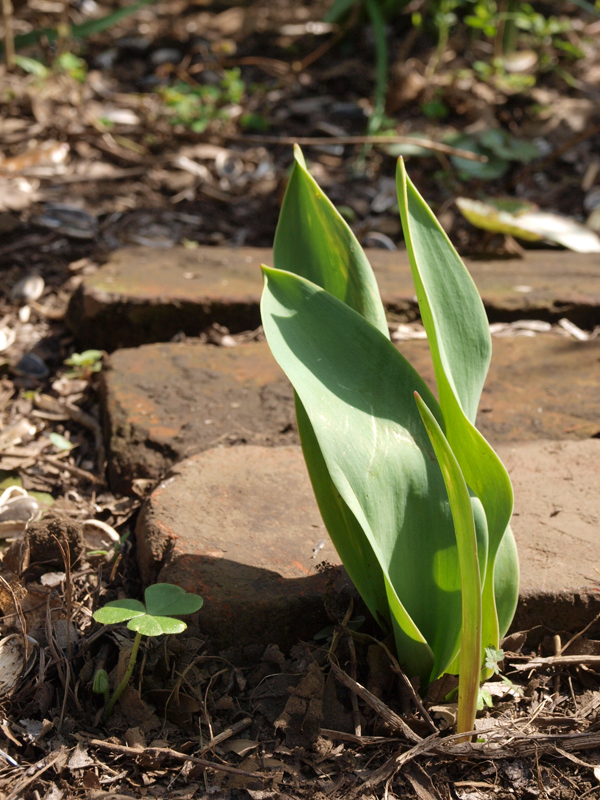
[260,147,519,737]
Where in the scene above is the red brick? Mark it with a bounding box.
[102,334,600,493]
[68,246,600,350]
[135,441,600,651]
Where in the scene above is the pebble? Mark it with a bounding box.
[13,353,50,380]
[149,48,182,66]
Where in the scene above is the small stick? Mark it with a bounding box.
[513,655,600,670]
[226,134,488,162]
[329,660,422,744]
[320,729,401,745]
[348,634,362,737]
[198,716,252,754]
[559,611,600,655]
[42,455,103,485]
[88,738,266,779]
[6,748,67,800]
[553,634,561,700]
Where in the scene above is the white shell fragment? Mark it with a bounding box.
[0,495,39,524]
[0,635,26,697]
[10,275,45,304]
[82,519,120,550]
[0,487,40,539]
[0,328,16,353]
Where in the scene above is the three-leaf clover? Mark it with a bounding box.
[93,583,203,717]
[94,583,204,636]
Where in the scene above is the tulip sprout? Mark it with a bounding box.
[260,147,519,738]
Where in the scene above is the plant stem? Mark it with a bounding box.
[2,0,15,69]
[364,0,388,136]
[105,631,143,718]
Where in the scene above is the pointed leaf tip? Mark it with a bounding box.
[293,144,306,168]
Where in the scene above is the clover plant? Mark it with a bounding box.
[260,147,519,738]
[93,583,203,717]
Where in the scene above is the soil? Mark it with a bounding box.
[0,0,600,797]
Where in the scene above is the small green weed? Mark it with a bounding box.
[159,69,246,133]
[93,583,203,717]
[64,350,103,379]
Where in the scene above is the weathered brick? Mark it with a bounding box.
[68,246,600,350]
[135,441,600,652]
[100,341,296,494]
[135,446,348,651]
[102,334,600,492]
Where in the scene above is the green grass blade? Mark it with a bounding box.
[273,146,388,337]
[261,264,470,682]
[364,0,388,135]
[396,158,517,659]
[11,0,156,51]
[415,392,482,738]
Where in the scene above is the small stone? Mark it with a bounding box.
[13,353,49,380]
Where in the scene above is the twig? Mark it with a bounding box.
[512,654,600,671]
[329,660,422,744]
[42,455,103,485]
[319,729,402,745]
[226,134,488,161]
[198,716,252,754]
[6,747,67,800]
[88,739,266,779]
[559,611,600,655]
[348,629,437,734]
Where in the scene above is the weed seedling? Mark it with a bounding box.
[93,583,203,717]
[64,350,103,379]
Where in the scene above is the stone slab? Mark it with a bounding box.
[68,246,600,350]
[102,334,600,493]
[136,442,600,652]
[100,341,297,494]
[135,446,345,651]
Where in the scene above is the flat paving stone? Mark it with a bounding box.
[136,441,600,652]
[68,246,600,350]
[135,446,342,651]
[100,341,296,494]
[102,334,600,493]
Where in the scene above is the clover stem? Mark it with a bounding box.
[105,631,143,718]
